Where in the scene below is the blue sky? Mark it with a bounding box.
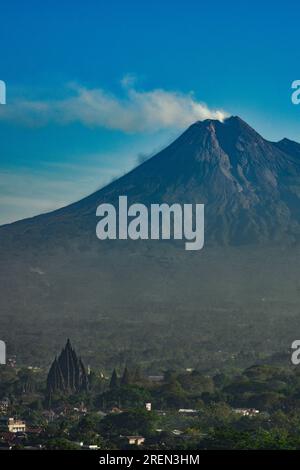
[0,0,300,224]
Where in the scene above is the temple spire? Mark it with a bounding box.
[46,340,89,394]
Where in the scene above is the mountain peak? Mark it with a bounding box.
[179,115,265,165]
[187,115,262,141]
[275,137,300,158]
[193,115,252,127]
[222,115,261,137]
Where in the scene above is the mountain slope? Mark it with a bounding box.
[2,116,300,248]
[1,116,300,370]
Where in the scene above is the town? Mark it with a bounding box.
[1,339,300,450]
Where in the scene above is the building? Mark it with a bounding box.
[8,418,26,433]
[178,409,198,414]
[232,408,260,417]
[0,398,9,414]
[172,429,184,436]
[0,417,26,433]
[6,356,16,368]
[124,436,145,446]
[26,427,43,436]
[145,402,152,411]
[110,406,123,414]
[73,402,87,414]
[147,375,164,383]
[76,442,101,450]
[47,339,89,395]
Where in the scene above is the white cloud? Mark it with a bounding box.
[0,82,228,132]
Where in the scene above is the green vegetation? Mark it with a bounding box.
[2,358,300,449]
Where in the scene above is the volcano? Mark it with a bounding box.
[2,116,300,248]
[1,116,300,370]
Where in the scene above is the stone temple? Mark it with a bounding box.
[47,339,89,394]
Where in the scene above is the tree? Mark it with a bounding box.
[46,438,81,450]
[99,409,157,438]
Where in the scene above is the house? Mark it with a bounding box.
[178,409,198,415]
[0,417,26,433]
[73,402,87,414]
[110,406,123,414]
[6,356,16,368]
[26,426,43,435]
[0,398,9,413]
[76,442,101,450]
[147,375,164,383]
[8,418,26,433]
[232,408,260,417]
[172,429,184,436]
[124,436,145,446]
[82,444,101,450]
